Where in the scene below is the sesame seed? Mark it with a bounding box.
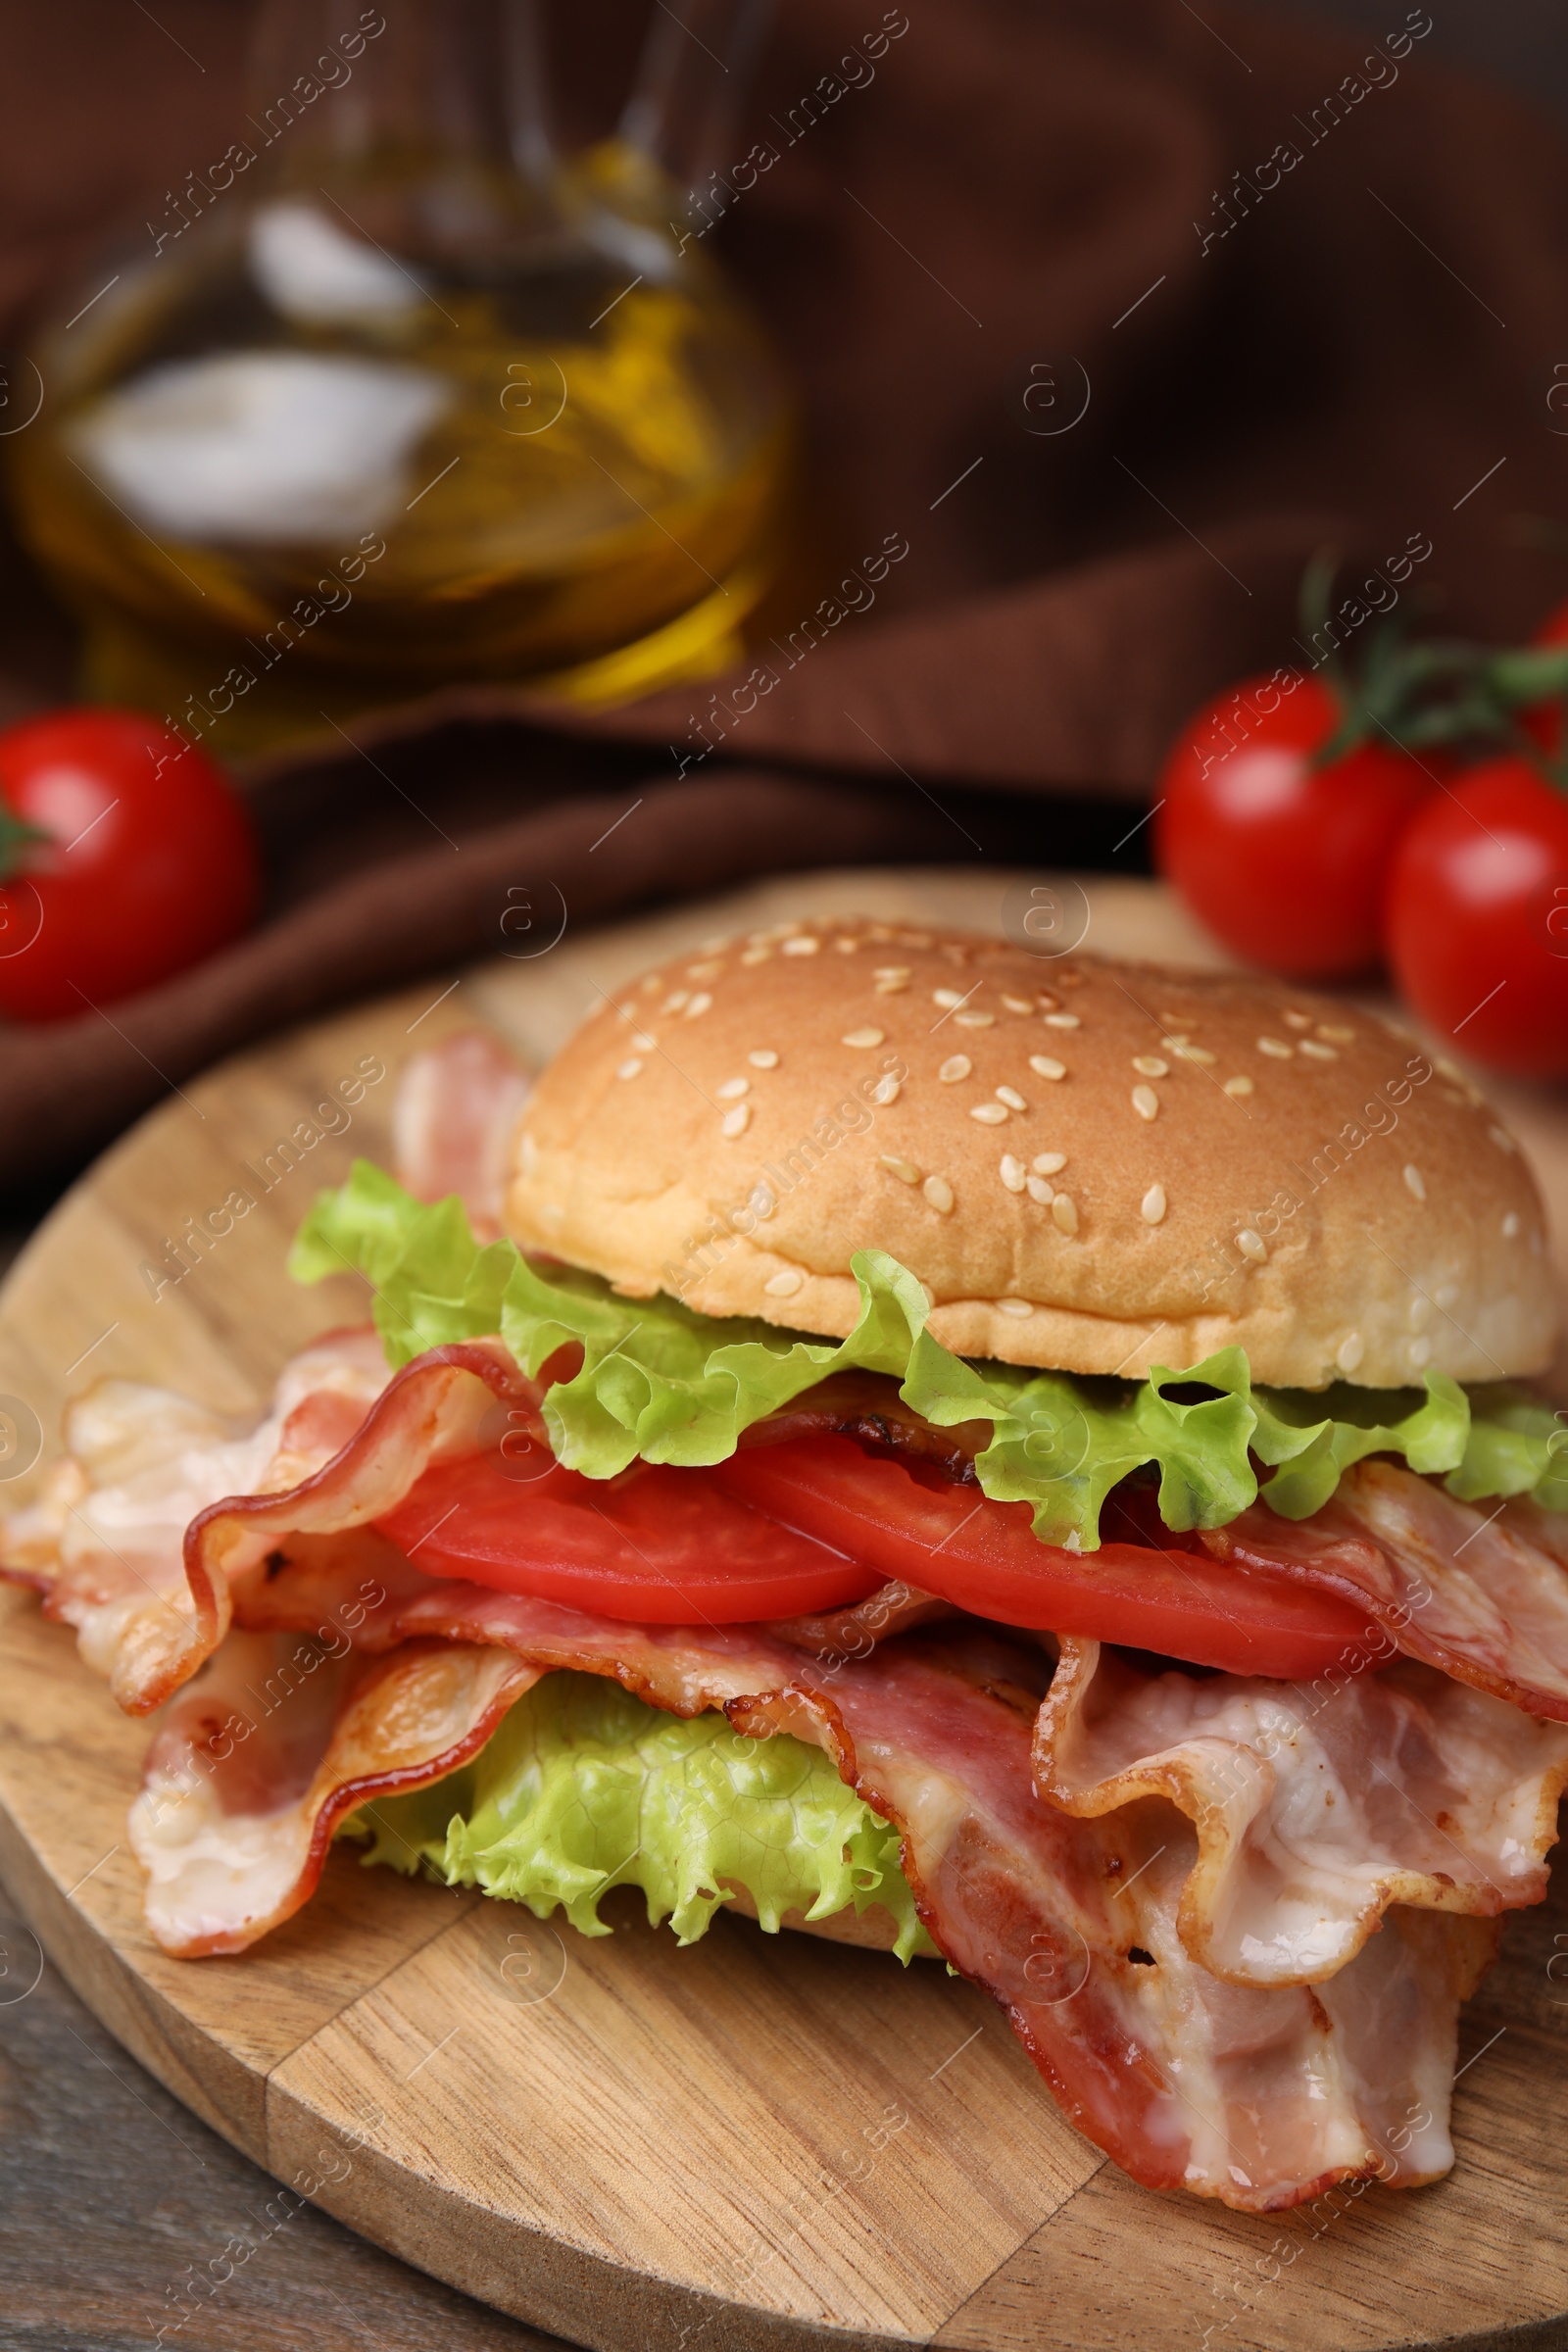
[1043,1012,1080,1029]
[1132,1054,1168,1078]
[1489,1125,1516,1153]
[663,990,691,1012]
[1298,1040,1338,1061]
[1173,1043,1216,1065]
[720,1103,751,1139]
[939,1054,972,1083]
[782,936,820,956]
[875,965,911,982]
[1257,1037,1293,1058]
[998,1298,1034,1317]
[1132,1084,1159,1121]
[971,1102,1009,1125]
[764,1269,805,1298]
[1036,993,1059,1012]
[1403,1163,1427,1202]
[1141,1183,1167,1225]
[1336,1332,1365,1374]
[932,987,964,1008]
[875,976,910,995]
[842,1026,886,1049]
[1026,1174,1054,1204]
[616,1057,644,1080]
[1000,1153,1027,1193]
[1320,1024,1355,1044]
[748,1048,779,1069]
[1052,1194,1079,1235]
[995,1085,1028,1111]
[1032,1152,1066,1175]
[1408,1336,1433,1372]
[955,1009,995,1028]
[1503,1211,1521,1239]
[685,992,712,1017]
[632,1031,656,1052]
[1029,1054,1066,1081]
[923,1175,955,1213]
[834,936,860,954]
[740,946,771,965]
[1002,995,1034,1015]
[1283,1010,1313,1031]
[1159,1033,1189,1050]
[716,1076,750,1100]
[881,1154,920,1184]
[686,959,722,982]
[1223,1074,1253,1098]
[870,1075,902,1105]
[1237,1229,1267,1263]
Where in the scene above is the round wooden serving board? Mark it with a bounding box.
[2,868,1568,2352]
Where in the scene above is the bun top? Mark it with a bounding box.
[505,916,1555,1390]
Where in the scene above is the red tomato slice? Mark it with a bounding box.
[374,1450,882,1623]
[714,1439,1376,1679]
[378,1431,1376,1678]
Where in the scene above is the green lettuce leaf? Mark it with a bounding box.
[293,1162,1564,1547]
[1446,1387,1568,1513]
[342,1670,933,1959]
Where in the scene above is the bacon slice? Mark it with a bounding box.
[127,1591,1499,2207]
[0,1330,391,1712]
[391,1027,532,1240]
[1035,1637,1568,1985]
[130,1629,534,1954]
[1204,1460,1568,1721]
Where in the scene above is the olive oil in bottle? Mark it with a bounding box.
[9,1,790,751]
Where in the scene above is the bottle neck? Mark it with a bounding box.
[245,0,555,251]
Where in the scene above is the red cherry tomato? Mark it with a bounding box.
[1154,673,1434,978]
[1385,758,1568,1078]
[0,709,259,1021]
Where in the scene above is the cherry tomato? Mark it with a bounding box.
[1520,599,1568,756]
[0,709,259,1020]
[1154,672,1434,978]
[1385,758,1568,1078]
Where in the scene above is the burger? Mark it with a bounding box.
[6,915,1568,2213]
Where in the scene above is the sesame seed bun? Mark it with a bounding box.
[504,917,1555,1391]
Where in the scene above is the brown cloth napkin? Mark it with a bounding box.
[1,0,1565,1194]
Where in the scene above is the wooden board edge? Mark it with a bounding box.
[0,1794,272,2164]
[263,2063,927,2352]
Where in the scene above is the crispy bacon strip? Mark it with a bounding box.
[130,1630,534,1954]
[1204,1460,1568,1721]
[1035,1638,1568,1985]
[130,1594,1498,2207]
[391,1028,531,1241]
[0,1330,391,1712]
[740,1370,987,1480]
